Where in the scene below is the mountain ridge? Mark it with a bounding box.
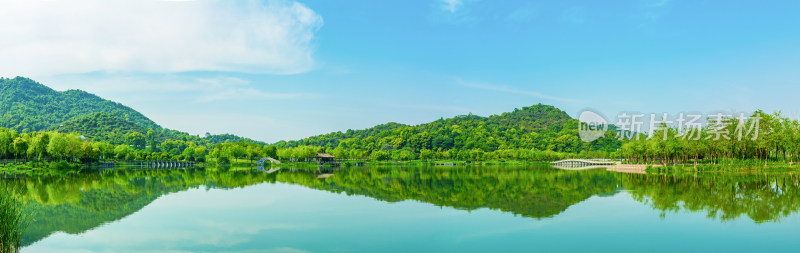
[0,76,265,145]
[0,76,160,132]
[278,104,621,153]
[2,76,619,152]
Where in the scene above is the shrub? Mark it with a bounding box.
[0,186,29,253]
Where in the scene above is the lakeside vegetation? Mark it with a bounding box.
[0,128,208,167]
[1,77,610,175]
[5,77,800,174]
[620,110,800,167]
[0,183,28,253]
[1,77,622,174]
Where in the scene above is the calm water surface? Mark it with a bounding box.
[6,166,800,252]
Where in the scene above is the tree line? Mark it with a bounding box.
[619,110,800,165]
[0,128,207,162]
[0,125,603,165]
[6,108,800,166]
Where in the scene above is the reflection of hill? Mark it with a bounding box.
[9,166,800,249]
[621,172,800,223]
[7,166,622,248]
[22,192,158,246]
[3,169,275,246]
[276,166,621,218]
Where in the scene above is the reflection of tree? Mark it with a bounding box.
[276,166,621,219]
[622,172,800,223]
[7,166,622,248]
[2,169,276,247]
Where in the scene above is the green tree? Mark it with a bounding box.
[11,137,28,159]
[124,132,146,150]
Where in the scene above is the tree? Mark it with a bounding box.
[0,128,15,158]
[114,144,131,160]
[420,149,435,161]
[124,132,147,150]
[264,145,277,158]
[194,146,207,162]
[11,137,28,159]
[47,133,70,160]
[182,146,196,161]
[370,150,390,161]
[392,149,415,161]
[29,132,50,160]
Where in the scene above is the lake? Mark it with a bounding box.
[6,165,800,252]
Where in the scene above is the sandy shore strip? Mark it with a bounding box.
[605,164,661,174]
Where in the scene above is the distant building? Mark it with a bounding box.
[313,153,335,163]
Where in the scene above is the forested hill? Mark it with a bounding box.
[279,104,621,153]
[0,76,265,146]
[47,112,147,141]
[0,77,160,132]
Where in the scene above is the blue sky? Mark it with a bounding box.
[2,0,800,142]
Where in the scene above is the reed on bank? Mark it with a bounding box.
[0,184,30,253]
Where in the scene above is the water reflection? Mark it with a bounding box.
[1,168,276,246]
[4,165,800,249]
[622,172,800,223]
[274,165,621,219]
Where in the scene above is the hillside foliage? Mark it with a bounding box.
[277,104,622,158]
[0,77,263,149]
[0,77,159,132]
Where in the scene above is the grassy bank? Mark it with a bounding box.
[644,159,800,173]
[364,159,551,166]
[273,159,553,168]
[0,159,206,176]
[0,161,82,176]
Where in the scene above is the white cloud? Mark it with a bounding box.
[0,0,323,76]
[561,6,587,24]
[458,80,581,103]
[403,104,477,115]
[648,0,671,7]
[641,0,671,22]
[196,87,318,102]
[191,76,320,102]
[40,74,319,103]
[147,113,285,142]
[434,0,480,24]
[441,0,462,13]
[506,4,539,23]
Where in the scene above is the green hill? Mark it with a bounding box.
[281,104,621,154]
[202,133,267,145]
[0,76,265,146]
[47,112,147,141]
[0,77,160,132]
[46,113,266,146]
[1,76,614,152]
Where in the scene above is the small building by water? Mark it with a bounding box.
[313,153,336,165]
